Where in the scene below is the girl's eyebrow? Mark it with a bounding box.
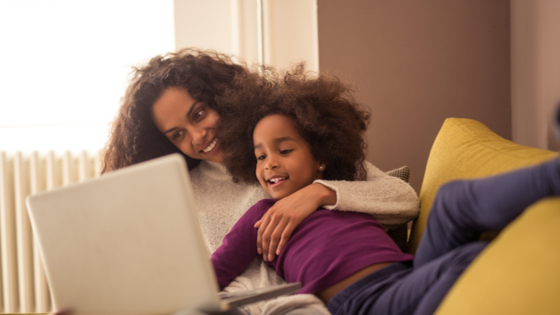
[254,136,294,149]
[162,101,199,135]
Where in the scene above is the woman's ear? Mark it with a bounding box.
[318,162,326,172]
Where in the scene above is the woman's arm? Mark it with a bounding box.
[256,161,419,261]
[315,161,419,225]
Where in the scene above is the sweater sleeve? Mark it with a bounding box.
[211,201,266,289]
[313,161,419,226]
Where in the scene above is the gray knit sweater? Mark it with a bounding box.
[189,160,419,315]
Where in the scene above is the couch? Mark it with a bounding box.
[9,118,559,315]
[406,118,560,314]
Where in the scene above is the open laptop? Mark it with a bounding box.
[26,153,300,315]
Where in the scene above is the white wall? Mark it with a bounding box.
[173,0,318,72]
[511,0,560,150]
[263,0,319,72]
[173,0,258,64]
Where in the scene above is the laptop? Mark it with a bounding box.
[26,153,300,315]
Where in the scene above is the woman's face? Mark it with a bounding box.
[152,87,224,163]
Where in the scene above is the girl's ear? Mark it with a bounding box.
[318,162,326,172]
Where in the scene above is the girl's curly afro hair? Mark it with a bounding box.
[216,64,371,184]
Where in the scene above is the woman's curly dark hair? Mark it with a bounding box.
[101,48,247,173]
[217,64,371,183]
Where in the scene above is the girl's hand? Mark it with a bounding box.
[255,183,337,261]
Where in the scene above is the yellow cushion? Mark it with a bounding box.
[407,118,560,314]
[408,118,558,252]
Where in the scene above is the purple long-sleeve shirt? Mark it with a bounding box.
[211,199,414,294]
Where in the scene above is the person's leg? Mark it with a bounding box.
[369,242,486,315]
[414,158,560,268]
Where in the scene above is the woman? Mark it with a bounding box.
[102,48,419,315]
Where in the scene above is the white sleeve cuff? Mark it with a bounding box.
[313,179,340,210]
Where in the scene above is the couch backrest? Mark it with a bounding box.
[407,118,558,253]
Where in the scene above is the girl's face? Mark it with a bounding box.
[152,87,224,163]
[253,114,325,200]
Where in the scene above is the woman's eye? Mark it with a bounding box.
[193,108,205,121]
[172,130,183,141]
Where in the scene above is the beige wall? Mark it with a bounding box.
[511,0,560,151]
[317,0,511,192]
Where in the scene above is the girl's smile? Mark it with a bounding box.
[265,175,289,190]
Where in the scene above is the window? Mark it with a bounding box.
[0,0,174,153]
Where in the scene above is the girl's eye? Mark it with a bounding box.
[279,149,293,155]
[256,154,266,161]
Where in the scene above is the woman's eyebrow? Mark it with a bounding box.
[186,100,199,118]
[162,101,199,135]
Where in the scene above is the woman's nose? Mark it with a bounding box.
[190,127,207,145]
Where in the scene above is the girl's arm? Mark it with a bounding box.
[256,161,419,261]
[211,202,265,289]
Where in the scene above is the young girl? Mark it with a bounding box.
[102,48,419,315]
[212,68,560,315]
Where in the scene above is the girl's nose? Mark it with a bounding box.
[265,157,279,170]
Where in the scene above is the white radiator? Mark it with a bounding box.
[0,150,101,313]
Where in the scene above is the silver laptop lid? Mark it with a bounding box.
[27,154,222,315]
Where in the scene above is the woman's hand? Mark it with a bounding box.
[255,183,337,261]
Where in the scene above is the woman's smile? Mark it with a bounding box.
[201,138,219,153]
